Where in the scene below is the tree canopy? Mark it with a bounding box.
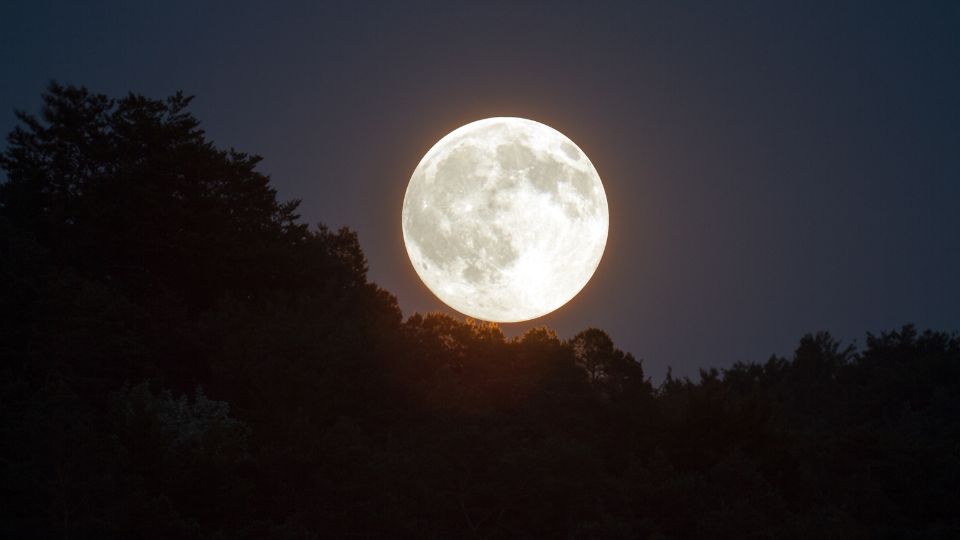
[1,84,958,539]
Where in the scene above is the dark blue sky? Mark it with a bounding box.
[3,1,958,379]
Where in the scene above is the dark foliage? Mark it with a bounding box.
[1,84,958,539]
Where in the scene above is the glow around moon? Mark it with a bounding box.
[402,117,608,323]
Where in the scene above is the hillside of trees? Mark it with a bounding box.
[1,84,958,539]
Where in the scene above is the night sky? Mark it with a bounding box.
[3,1,958,380]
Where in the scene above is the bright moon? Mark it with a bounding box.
[402,117,608,323]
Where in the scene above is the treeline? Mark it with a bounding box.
[1,84,957,539]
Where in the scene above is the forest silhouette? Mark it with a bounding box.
[1,84,958,538]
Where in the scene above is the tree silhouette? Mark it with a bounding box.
[1,84,958,538]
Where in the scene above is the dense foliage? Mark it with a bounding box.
[2,85,958,539]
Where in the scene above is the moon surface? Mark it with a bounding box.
[402,117,608,323]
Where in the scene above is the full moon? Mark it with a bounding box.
[402,117,608,323]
